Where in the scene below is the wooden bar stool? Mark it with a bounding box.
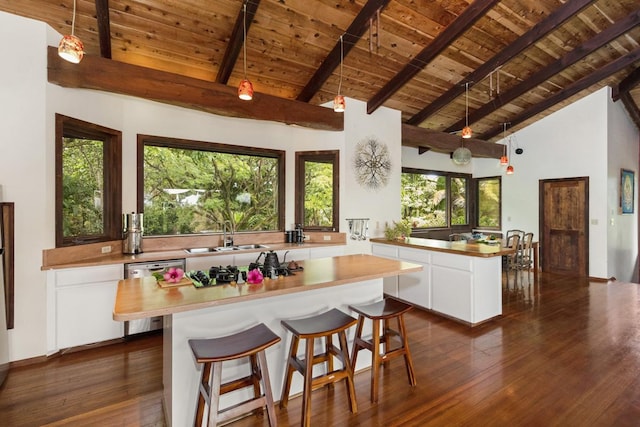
[349,297,416,403]
[280,308,358,427]
[188,323,281,427]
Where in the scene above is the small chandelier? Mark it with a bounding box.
[333,35,346,112]
[461,82,472,138]
[500,123,509,166]
[238,2,253,101]
[58,0,84,63]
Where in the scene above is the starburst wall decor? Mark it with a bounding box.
[353,137,391,190]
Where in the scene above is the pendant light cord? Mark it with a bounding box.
[243,2,248,79]
[338,35,344,95]
[465,82,470,128]
[71,0,77,35]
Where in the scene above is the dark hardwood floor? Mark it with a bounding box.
[1,270,640,426]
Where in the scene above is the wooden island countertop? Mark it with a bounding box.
[113,254,422,321]
[370,236,516,257]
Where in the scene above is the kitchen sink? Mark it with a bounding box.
[185,244,268,254]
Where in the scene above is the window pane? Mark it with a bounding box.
[304,160,333,228]
[143,145,280,235]
[62,137,104,238]
[450,177,468,225]
[478,178,501,227]
[401,173,446,227]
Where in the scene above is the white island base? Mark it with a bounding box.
[163,279,382,426]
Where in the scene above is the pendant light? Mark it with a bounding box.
[58,0,84,64]
[333,35,346,112]
[238,2,253,101]
[506,136,514,174]
[500,123,509,166]
[452,137,472,165]
[461,82,472,139]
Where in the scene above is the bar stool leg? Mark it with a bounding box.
[280,335,299,409]
[195,362,212,427]
[337,329,357,413]
[208,361,223,427]
[370,317,381,403]
[383,318,392,368]
[398,314,416,386]
[302,337,315,427]
[257,350,278,427]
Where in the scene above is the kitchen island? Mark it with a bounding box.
[113,254,422,426]
[371,237,515,326]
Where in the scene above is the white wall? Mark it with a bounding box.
[606,91,639,282]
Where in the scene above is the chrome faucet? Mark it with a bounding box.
[223,220,234,247]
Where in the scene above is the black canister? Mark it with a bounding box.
[295,224,304,243]
[284,230,294,243]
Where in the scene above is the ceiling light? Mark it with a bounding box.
[461,82,472,138]
[238,2,253,101]
[58,0,84,63]
[333,35,345,113]
[452,138,472,165]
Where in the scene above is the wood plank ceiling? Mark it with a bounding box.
[2,0,640,150]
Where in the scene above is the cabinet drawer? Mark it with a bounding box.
[372,244,398,259]
[398,247,430,264]
[55,264,123,287]
[431,252,472,271]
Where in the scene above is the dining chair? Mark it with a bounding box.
[449,233,464,241]
[505,233,521,289]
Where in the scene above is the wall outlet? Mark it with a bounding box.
[101,246,112,254]
[323,235,331,241]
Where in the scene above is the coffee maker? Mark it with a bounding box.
[123,212,143,254]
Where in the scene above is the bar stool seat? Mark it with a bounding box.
[188,323,280,427]
[349,297,416,403]
[280,308,358,427]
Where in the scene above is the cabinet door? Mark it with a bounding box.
[431,266,472,322]
[57,281,123,348]
[186,255,234,271]
[371,244,399,297]
[309,246,343,259]
[398,262,430,309]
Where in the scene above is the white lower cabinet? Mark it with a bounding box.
[53,264,124,350]
[372,243,399,297]
[397,247,431,309]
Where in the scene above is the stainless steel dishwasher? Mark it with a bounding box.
[123,259,186,336]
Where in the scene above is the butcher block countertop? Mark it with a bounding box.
[370,237,516,258]
[113,254,422,321]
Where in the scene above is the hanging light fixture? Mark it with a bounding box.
[461,82,472,139]
[506,136,514,174]
[58,0,84,64]
[333,35,346,112]
[238,2,253,101]
[500,123,509,166]
[452,137,472,165]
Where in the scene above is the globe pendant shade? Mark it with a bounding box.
[238,79,254,100]
[58,34,84,64]
[333,95,345,112]
[452,146,472,165]
[500,155,508,166]
[506,165,514,175]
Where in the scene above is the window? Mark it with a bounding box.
[138,135,285,236]
[55,114,122,247]
[476,176,501,228]
[295,151,339,231]
[401,168,470,229]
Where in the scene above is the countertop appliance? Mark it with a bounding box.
[124,258,185,336]
[122,212,143,254]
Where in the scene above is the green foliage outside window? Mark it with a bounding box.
[62,138,104,237]
[450,177,467,225]
[478,177,501,227]
[303,161,333,228]
[143,145,280,235]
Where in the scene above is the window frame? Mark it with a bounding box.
[55,114,122,247]
[295,150,340,232]
[137,135,286,234]
[401,167,471,231]
[474,176,502,230]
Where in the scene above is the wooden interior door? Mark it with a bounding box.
[539,177,589,276]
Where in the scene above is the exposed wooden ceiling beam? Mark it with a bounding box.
[444,8,640,133]
[480,46,640,140]
[216,0,261,84]
[94,0,112,59]
[366,0,499,115]
[408,0,596,126]
[47,46,343,132]
[296,0,391,103]
[619,91,640,130]
[612,66,640,101]
[402,124,503,159]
